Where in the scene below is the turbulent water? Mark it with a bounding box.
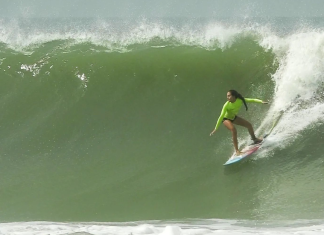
[1,17,324,234]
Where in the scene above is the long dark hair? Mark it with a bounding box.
[229,89,248,111]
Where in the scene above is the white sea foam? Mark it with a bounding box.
[253,28,324,153]
[76,72,89,88]
[0,19,245,52]
[1,220,324,235]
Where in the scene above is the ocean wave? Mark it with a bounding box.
[1,18,324,222]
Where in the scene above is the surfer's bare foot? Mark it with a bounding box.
[236,150,243,156]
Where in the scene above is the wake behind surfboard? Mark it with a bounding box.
[223,112,283,166]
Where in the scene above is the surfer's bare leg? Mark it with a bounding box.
[233,116,261,142]
[223,120,242,155]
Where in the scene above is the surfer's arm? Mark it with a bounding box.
[210,103,227,136]
[214,103,227,130]
[245,98,266,104]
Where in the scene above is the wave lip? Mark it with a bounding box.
[0,18,263,52]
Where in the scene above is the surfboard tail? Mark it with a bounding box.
[263,133,269,138]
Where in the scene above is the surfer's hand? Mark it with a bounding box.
[210,129,216,136]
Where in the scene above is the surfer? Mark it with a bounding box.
[210,90,268,155]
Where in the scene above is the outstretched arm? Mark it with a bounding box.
[245,98,268,104]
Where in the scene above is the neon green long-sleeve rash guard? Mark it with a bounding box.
[214,98,263,130]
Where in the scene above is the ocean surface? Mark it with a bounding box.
[0,17,324,234]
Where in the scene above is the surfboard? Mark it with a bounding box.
[223,112,283,166]
[223,138,265,165]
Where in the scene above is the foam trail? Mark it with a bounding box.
[255,29,324,150]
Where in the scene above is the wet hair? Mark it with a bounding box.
[229,90,248,111]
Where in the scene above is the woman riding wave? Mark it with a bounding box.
[210,90,268,156]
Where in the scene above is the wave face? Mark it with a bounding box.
[0,17,324,227]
